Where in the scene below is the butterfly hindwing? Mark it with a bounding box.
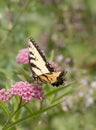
[39,71,65,86]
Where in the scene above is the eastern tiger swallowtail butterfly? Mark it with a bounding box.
[28,37,66,87]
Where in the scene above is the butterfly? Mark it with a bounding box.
[27,37,66,87]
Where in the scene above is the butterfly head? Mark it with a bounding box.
[52,71,65,86]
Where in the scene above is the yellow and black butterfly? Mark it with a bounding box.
[27,37,66,87]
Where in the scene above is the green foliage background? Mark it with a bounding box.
[0,0,96,130]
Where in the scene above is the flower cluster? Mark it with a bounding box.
[16,48,29,64]
[0,89,11,102]
[0,81,44,103]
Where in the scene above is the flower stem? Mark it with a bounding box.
[2,97,23,130]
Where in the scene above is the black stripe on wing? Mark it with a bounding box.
[29,53,36,60]
[30,62,41,71]
[29,37,55,72]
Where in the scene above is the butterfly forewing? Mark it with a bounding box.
[28,38,53,76]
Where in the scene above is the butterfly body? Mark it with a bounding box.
[39,71,64,86]
[28,38,65,87]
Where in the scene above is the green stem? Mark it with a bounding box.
[2,97,23,130]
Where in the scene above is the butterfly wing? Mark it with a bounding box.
[28,38,54,79]
[39,71,65,86]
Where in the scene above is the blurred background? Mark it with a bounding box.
[0,0,96,130]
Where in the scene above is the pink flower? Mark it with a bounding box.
[0,89,12,102]
[56,54,64,62]
[0,81,44,103]
[16,48,29,64]
[49,61,61,71]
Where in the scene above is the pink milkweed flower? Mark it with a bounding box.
[49,61,61,71]
[0,81,45,103]
[56,54,64,62]
[0,89,12,102]
[16,48,29,64]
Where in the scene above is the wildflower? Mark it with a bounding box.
[78,91,84,97]
[16,48,29,64]
[80,77,89,86]
[65,57,74,66]
[0,81,44,103]
[85,95,94,107]
[91,81,96,88]
[56,54,64,62]
[0,89,11,102]
[49,61,61,71]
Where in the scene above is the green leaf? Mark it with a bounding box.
[0,68,13,79]
[5,102,62,130]
[45,84,72,97]
[52,84,75,103]
[0,102,11,118]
